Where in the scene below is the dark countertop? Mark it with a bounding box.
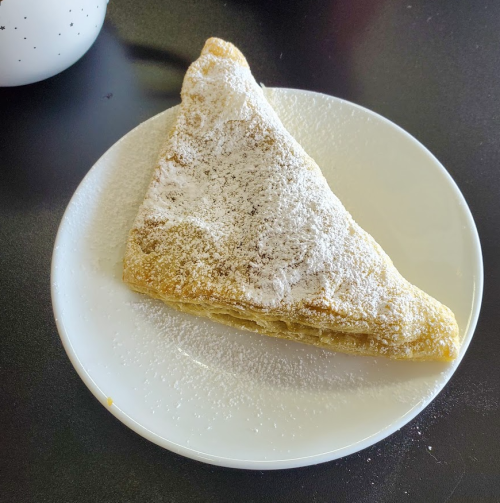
[1,1,499,501]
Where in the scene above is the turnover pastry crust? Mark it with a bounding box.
[123,38,460,361]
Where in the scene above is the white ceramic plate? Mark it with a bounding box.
[51,88,483,470]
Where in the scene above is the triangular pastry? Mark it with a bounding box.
[123,38,460,361]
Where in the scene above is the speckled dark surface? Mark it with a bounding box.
[1,1,499,501]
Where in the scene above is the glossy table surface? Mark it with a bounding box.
[1,1,499,501]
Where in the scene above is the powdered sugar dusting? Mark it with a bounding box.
[114,297,446,413]
[136,53,351,309]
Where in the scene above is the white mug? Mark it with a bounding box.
[0,0,108,87]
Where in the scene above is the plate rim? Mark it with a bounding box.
[51,88,484,470]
